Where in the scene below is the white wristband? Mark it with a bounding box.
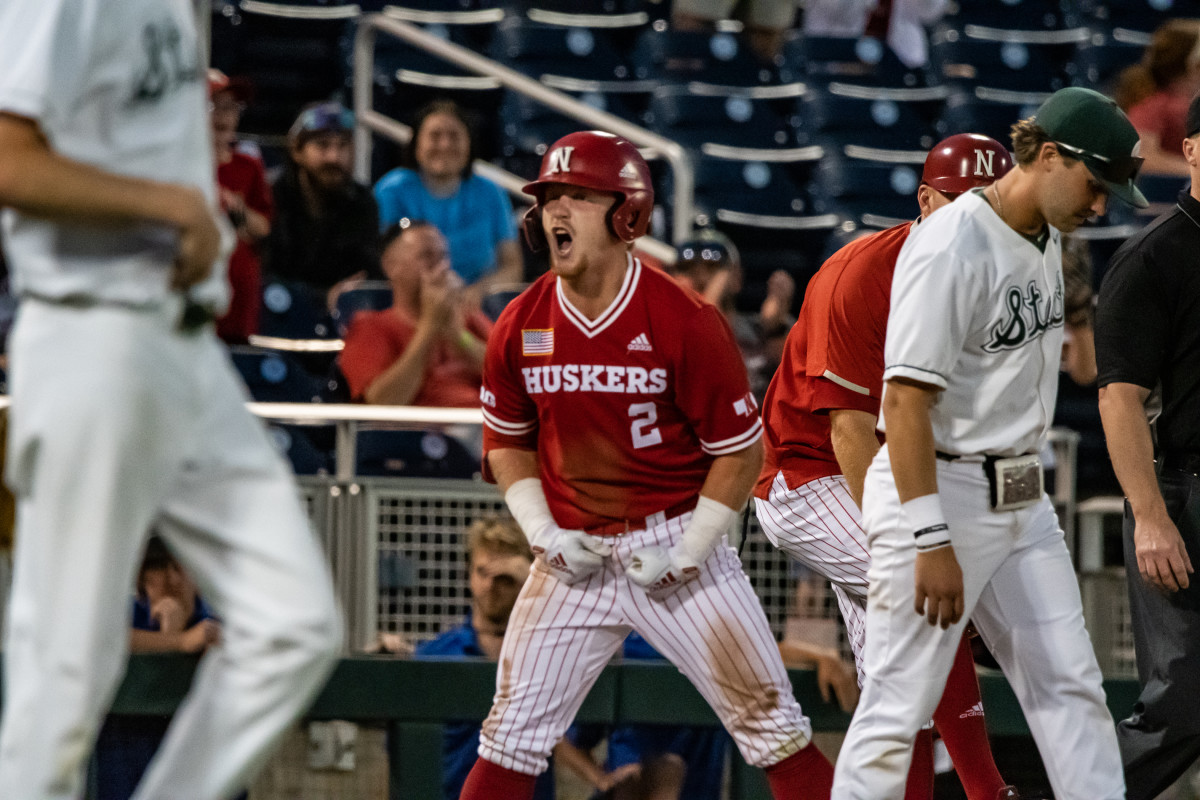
[902,493,951,552]
[677,496,739,563]
[504,478,556,548]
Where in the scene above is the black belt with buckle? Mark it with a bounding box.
[1159,451,1200,476]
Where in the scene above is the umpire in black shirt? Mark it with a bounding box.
[1096,92,1200,800]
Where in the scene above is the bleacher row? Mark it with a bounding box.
[213,0,1200,304]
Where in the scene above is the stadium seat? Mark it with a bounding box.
[1084,0,1198,40]
[355,429,480,478]
[332,282,394,336]
[265,423,335,475]
[931,30,1082,94]
[213,1,357,137]
[782,33,930,89]
[939,90,1044,144]
[489,18,632,83]
[497,89,644,178]
[796,83,947,157]
[811,154,923,228]
[1073,30,1144,91]
[630,27,788,91]
[481,286,525,320]
[937,0,1081,33]
[259,280,337,340]
[645,87,798,152]
[230,346,328,403]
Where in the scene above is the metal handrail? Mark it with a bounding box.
[352,13,695,246]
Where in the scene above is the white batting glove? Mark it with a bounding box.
[531,527,612,585]
[626,544,699,598]
[626,496,739,598]
[504,478,612,585]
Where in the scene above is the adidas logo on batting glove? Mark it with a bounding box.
[625,544,699,598]
[531,527,612,585]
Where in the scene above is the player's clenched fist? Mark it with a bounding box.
[626,545,699,598]
[531,527,612,585]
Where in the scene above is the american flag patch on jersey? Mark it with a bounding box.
[522,329,554,356]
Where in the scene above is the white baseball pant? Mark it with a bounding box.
[831,447,1124,800]
[755,472,870,682]
[477,508,813,775]
[0,299,343,800]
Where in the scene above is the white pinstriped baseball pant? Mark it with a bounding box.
[477,509,814,776]
[755,472,870,683]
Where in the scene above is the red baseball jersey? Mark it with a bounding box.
[754,222,912,498]
[482,256,761,531]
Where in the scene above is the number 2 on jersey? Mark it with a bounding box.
[629,402,663,449]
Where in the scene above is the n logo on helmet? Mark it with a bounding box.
[547,146,574,175]
[974,149,995,178]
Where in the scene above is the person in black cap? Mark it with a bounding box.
[265,101,380,308]
[1096,90,1200,800]
[829,86,1146,800]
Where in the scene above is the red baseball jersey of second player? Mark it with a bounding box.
[754,222,913,498]
[482,255,761,532]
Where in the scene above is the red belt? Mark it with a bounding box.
[586,496,700,537]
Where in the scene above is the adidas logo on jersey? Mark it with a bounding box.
[627,333,652,352]
[959,701,985,719]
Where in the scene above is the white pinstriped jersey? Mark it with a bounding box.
[882,191,1065,456]
[481,255,761,531]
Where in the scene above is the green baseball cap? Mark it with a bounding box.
[1033,87,1148,208]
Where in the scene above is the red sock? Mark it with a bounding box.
[931,634,1006,800]
[904,727,934,800]
[764,742,835,800]
[458,757,537,800]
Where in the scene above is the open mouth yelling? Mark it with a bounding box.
[552,227,574,259]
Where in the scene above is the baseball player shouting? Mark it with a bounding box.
[459,130,836,800]
[831,87,1146,800]
[755,133,1019,800]
[0,2,342,798]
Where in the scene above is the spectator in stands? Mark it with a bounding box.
[668,230,794,401]
[265,102,380,309]
[93,536,236,800]
[803,0,947,69]
[339,220,491,406]
[415,517,637,800]
[1115,19,1200,177]
[373,101,522,294]
[210,70,271,344]
[672,0,795,64]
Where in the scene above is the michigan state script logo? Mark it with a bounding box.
[983,280,1064,352]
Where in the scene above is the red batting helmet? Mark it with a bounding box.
[521,131,654,250]
[922,133,1013,195]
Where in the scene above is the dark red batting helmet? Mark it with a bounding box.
[922,133,1013,195]
[521,131,654,250]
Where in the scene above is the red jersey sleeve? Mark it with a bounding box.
[340,312,405,400]
[245,155,273,220]
[675,304,762,455]
[480,308,539,467]
[804,235,897,417]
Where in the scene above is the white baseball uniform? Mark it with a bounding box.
[0,2,342,798]
[830,191,1123,799]
[478,258,814,775]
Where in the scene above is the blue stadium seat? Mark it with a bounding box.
[937,0,1081,33]
[332,282,394,336]
[1073,32,1144,92]
[355,429,480,478]
[931,30,1082,94]
[782,33,930,89]
[497,90,644,178]
[230,346,328,403]
[796,83,947,157]
[811,154,924,228]
[645,88,797,152]
[489,18,632,83]
[259,280,337,340]
[1083,0,1200,40]
[630,28,785,91]
[266,423,334,475]
[939,91,1043,144]
[481,286,525,320]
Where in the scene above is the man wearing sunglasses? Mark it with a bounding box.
[831,87,1147,800]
